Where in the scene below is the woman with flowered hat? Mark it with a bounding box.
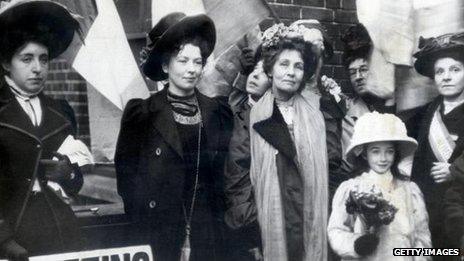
[409,32,464,252]
[115,12,232,261]
[328,112,431,260]
[235,23,328,261]
[0,0,87,259]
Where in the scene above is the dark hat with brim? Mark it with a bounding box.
[0,0,81,59]
[414,32,464,78]
[142,12,216,81]
[341,23,372,66]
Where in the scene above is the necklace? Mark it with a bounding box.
[180,112,202,261]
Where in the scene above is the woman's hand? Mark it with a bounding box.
[39,153,75,183]
[321,75,342,102]
[430,162,453,183]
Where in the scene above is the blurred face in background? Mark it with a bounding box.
[271,49,305,101]
[246,60,271,101]
[348,58,369,96]
[2,41,49,94]
[434,57,464,103]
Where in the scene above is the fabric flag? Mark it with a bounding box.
[73,0,150,110]
[151,0,272,57]
[152,0,206,26]
[356,0,400,103]
[414,0,464,40]
[357,0,415,66]
[53,0,96,65]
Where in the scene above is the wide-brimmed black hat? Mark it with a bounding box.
[0,0,81,59]
[413,32,464,78]
[142,12,216,81]
[341,23,372,67]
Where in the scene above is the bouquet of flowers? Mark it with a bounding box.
[345,185,398,229]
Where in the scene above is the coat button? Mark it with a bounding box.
[148,200,157,209]
[36,144,41,149]
[155,148,162,156]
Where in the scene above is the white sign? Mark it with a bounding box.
[1,245,153,261]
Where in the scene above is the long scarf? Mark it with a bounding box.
[429,106,456,162]
[249,90,328,261]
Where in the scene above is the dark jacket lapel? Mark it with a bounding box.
[253,102,296,160]
[149,89,184,159]
[0,85,40,142]
[39,95,71,140]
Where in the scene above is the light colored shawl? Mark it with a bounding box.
[249,90,328,261]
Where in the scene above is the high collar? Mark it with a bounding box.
[0,81,70,142]
[359,170,395,193]
[363,169,393,183]
[4,75,44,99]
[148,88,220,159]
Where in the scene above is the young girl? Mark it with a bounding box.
[328,112,431,260]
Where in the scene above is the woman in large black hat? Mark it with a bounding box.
[410,32,464,253]
[0,0,86,260]
[115,12,232,261]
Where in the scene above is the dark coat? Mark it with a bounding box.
[223,101,262,260]
[409,96,464,248]
[115,88,232,261]
[0,83,83,256]
[444,155,464,248]
[224,95,342,260]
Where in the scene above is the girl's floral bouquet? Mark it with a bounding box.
[345,185,398,229]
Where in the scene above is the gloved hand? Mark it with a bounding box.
[39,152,75,183]
[0,239,28,261]
[354,234,379,256]
[239,47,255,76]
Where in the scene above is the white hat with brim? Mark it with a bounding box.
[345,111,418,176]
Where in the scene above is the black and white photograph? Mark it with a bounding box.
[0,0,462,260]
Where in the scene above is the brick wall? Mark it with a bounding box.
[266,0,359,91]
[44,59,90,146]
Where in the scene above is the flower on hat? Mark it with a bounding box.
[139,46,152,67]
[415,32,464,58]
[260,23,305,50]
